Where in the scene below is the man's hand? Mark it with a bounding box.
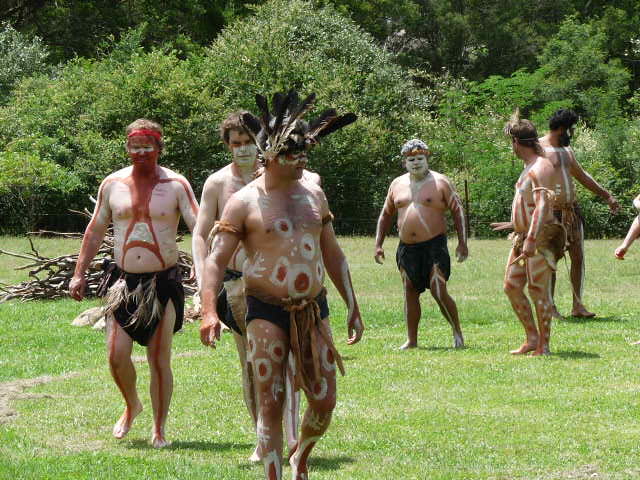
[490,221,514,232]
[523,236,536,257]
[607,195,620,215]
[615,245,627,260]
[455,243,468,263]
[200,312,222,349]
[374,247,385,264]
[69,274,87,301]
[347,310,364,345]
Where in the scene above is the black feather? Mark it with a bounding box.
[307,108,337,133]
[288,93,316,123]
[271,91,290,137]
[255,94,271,134]
[315,113,357,139]
[240,112,261,136]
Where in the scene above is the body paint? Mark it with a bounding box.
[270,257,290,287]
[287,264,313,298]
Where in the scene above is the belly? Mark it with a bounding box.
[398,205,446,243]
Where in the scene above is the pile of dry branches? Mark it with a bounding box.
[0,209,196,303]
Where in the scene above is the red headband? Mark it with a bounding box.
[127,129,162,141]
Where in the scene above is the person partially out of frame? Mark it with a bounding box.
[199,91,364,480]
[615,193,640,261]
[69,119,198,447]
[374,139,468,350]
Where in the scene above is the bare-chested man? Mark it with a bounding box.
[497,114,565,356]
[374,139,468,350]
[614,194,640,260]
[69,119,198,447]
[192,112,320,461]
[199,91,363,480]
[539,109,619,318]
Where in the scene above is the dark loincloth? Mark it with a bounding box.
[245,288,343,395]
[97,261,184,346]
[396,234,451,294]
[216,268,244,336]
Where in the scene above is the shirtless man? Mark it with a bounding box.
[374,139,468,350]
[199,92,363,480]
[497,114,564,356]
[192,112,319,461]
[539,109,619,318]
[614,194,640,260]
[69,119,198,447]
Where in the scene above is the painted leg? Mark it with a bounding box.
[284,354,300,455]
[568,223,594,318]
[248,319,288,480]
[400,269,421,350]
[504,248,538,354]
[106,315,142,439]
[549,271,563,319]
[146,300,176,448]
[233,331,261,462]
[527,255,554,355]
[429,265,464,348]
[290,318,337,480]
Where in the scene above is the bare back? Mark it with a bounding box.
[510,157,556,233]
[540,140,577,206]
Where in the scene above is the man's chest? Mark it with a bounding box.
[250,191,323,235]
[110,181,178,221]
[395,180,443,209]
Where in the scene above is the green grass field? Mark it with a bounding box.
[0,235,639,479]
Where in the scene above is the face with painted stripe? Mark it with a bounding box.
[403,151,429,178]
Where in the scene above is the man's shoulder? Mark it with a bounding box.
[391,173,409,185]
[430,170,452,187]
[159,167,192,185]
[203,164,234,188]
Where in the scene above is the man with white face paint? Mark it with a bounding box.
[539,109,619,318]
[375,139,468,350]
[192,111,318,462]
[199,90,363,480]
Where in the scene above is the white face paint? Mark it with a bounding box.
[404,153,429,176]
[278,151,307,166]
[232,144,257,166]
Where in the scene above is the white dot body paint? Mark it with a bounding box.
[288,264,313,298]
[270,256,290,287]
[255,358,273,383]
[321,345,336,372]
[311,377,328,400]
[257,419,271,447]
[274,218,293,238]
[316,261,324,283]
[300,233,315,260]
[267,339,286,363]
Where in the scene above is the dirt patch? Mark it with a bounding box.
[0,372,80,424]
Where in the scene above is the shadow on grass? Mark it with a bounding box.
[561,315,624,324]
[552,350,600,359]
[236,455,355,471]
[126,439,253,452]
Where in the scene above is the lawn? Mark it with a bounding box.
[0,235,638,480]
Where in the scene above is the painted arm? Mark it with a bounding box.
[176,176,199,232]
[442,177,468,262]
[523,177,551,257]
[633,194,640,212]
[615,216,640,259]
[568,152,619,213]
[69,179,113,300]
[199,197,244,348]
[192,176,219,288]
[320,221,364,345]
[374,184,396,264]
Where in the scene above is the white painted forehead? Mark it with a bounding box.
[401,139,429,156]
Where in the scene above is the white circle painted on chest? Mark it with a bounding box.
[274,218,293,237]
[288,264,313,298]
[300,234,315,260]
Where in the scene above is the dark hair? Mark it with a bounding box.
[507,119,543,155]
[549,109,578,131]
[219,110,251,146]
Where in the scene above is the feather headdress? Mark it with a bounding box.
[503,108,521,137]
[240,89,357,161]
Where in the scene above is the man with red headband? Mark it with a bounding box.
[70,118,199,448]
[199,91,364,480]
[374,139,468,350]
[192,111,319,461]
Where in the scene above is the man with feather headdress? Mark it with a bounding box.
[493,111,565,356]
[199,91,364,480]
[374,139,468,350]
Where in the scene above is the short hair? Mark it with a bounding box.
[506,118,543,155]
[125,118,164,152]
[549,109,578,131]
[401,139,429,156]
[219,111,250,146]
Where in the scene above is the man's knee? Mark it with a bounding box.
[504,280,522,297]
[108,347,131,370]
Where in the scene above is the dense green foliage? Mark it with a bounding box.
[0,0,638,236]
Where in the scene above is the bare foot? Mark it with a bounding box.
[631,340,640,345]
[112,401,142,439]
[248,444,262,463]
[571,306,595,318]
[531,346,551,356]
[290,451,308,480]
[399,340,417,350]
[551,306,563,319]
[510,342,537,355]
[453,333,464,348]
[151,433,171,448]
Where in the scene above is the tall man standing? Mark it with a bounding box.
[374,139,468,350]
[539,109,619,317]
[199,92,363,480]
[69,119,199,447]
[498,114,565,356]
